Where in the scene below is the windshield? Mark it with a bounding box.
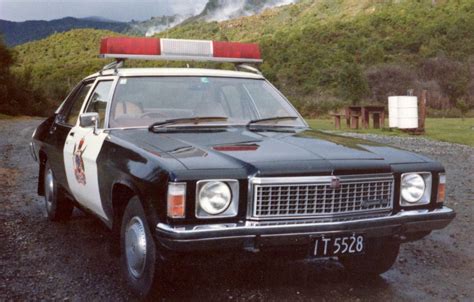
[108,76,306,128]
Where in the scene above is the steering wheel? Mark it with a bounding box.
[140,112,166,119]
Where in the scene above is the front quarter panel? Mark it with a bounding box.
[97,133,188,228]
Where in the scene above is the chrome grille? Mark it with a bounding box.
[252,175,394,219]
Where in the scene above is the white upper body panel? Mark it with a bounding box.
[85,68,264,80]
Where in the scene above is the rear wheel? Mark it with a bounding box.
[339,238,400,275]
[43,162,74,221]
[121,196,163,298]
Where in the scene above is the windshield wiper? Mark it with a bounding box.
[246,116,298,127]
[148,116,228,132]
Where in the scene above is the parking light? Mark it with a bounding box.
[167,183,186,218]
[437,173,446,203]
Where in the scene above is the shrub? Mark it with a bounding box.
[366,64,416,102]
[419,57,470,106]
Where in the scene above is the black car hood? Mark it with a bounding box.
[111,127,432,176]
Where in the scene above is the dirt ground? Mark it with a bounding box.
[1,119,473,301]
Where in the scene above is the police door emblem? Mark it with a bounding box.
[73,138,87,185]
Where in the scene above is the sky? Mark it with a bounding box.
[0,0,208,22]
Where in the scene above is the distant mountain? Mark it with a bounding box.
[0,17,130,46]
[0,1,299,46]
[80,16,121,23]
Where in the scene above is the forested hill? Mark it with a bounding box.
[8,0,474,117]
[0,17,129,46]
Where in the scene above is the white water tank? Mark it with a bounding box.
[398,96,418,129]
[388,96,418,129]
[388,96,399,128]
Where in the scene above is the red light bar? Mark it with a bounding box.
[100,37,160,55]
[100,37,262,63]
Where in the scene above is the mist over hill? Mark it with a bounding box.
[127,0,298,36]
[189,0,297,22]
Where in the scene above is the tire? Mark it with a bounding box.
[43,162,74,221]
[339,237,400,276]
[120,196,163,298]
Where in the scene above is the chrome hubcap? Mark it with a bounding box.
[44,169,54,213]
[125,216,147,278]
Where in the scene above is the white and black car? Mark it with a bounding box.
[30,37,455,297]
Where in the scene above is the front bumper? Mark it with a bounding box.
[155,207,455,252]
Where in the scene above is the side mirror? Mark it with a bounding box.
[79,112,99,134]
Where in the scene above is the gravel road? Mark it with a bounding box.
[1,119,473,301]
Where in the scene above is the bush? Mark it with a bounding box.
[419,57,470,106]
[0,37,51,116]
[366,64,416,102]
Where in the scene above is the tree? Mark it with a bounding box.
[337,63,370,105]
[0,36,51,116]
[0,36,15,115]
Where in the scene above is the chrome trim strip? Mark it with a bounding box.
[251,174,393,185]
[156,207,455,236]
[29,142,38,162]
[101,53,263,63]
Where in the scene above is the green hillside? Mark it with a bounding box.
[10,0,474,117]
[164,0,474,116]
[13,29,121,101]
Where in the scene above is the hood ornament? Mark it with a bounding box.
[330,176,341,190]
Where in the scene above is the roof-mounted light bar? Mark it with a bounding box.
[99,37,262,63]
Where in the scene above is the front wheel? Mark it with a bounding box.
[43,162,74,221]
[339,238,400,275]
[121,196,163,298]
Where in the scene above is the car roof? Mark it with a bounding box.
[85,68,265,80]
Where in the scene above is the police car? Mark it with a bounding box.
[30,37,455,297]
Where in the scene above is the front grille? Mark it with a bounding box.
[252,175,394,219]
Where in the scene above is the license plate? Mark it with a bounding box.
[313,234,365,257]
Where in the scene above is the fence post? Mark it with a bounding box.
[419,90,427,132]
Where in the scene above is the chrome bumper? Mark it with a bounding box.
[155,207,455,252]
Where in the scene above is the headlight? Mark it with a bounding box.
[198,181,232,215]
[401,174,425,203]
[400,172,432,206]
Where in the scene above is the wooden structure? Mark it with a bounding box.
[331,106,386,129]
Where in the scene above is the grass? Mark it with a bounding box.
[307,118,474,147]
[0,114,14,120]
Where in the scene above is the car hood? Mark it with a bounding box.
[110,127,432,176]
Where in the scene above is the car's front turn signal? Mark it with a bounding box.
[437,173,446,204]
[167,182,186,218]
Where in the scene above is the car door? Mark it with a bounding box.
[63,78,116,221]
[45,81,94,190]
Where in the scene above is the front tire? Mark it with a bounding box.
[43,162,74,221]
[339,238,400,275]
[121,196,163,298]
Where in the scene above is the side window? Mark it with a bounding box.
[85,81,113,128]
[64,82,94,126]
